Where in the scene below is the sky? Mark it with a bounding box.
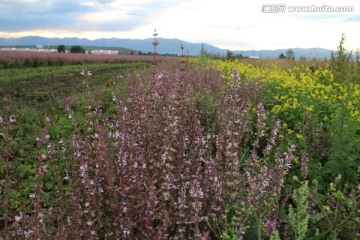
[0,0,359,51]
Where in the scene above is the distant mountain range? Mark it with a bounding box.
[0,36,334,59]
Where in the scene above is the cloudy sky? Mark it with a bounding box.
[0,0,359,50]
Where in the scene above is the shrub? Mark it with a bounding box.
[70,45,86,54]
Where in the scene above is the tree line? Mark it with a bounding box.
[57,45,86,53]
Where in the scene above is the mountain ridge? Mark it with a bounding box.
[0,36,334,59]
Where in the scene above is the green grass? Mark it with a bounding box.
[0,61,148,110]
[0,61,149,227]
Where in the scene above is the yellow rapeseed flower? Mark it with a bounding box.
[195,58,360,122]
[296,134,304,139]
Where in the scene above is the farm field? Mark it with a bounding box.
[0,49,359,239]
[0,51,173,69]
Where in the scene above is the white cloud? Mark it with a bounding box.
[79,11,130,22]
[0,0,359,50]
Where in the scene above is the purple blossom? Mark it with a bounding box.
[266,218,278,236]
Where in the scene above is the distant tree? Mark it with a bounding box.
[70,45,85,53]
[279,53,286,59]
[57,45,66,53]
[200,43,208,56]
[226,50,233,60]
[235,54,248,59]
[286,49,295,60]
[130,51,134,55]
[138,50,142,55]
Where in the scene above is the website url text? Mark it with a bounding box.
[261,4,354,13]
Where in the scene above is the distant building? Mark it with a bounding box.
[90,49,119,55]
[0,47,57,53]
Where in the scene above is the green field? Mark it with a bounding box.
[0,49,359,239]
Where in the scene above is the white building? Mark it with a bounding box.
[0,47,57,53]
[90,49,119,55]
